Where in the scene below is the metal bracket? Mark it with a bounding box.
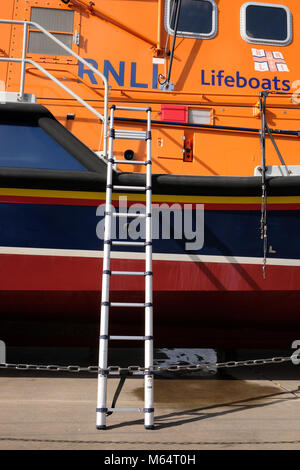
[73,30,80,46]
[0,92,36,104]
[159,81,174,92]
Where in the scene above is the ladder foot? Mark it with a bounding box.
[96,425,107,430]
[144,425,155,430]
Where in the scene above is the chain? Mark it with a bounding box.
[0,355,294,375]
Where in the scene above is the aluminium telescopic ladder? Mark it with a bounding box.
[96,105,154,430]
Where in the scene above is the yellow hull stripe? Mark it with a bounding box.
[0,187,300,204]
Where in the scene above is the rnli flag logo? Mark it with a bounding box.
[251,49,289,72]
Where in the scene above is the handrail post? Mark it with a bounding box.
[103,99,108,156]
[18,22,28,101]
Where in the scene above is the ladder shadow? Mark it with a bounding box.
[106,387,299,430]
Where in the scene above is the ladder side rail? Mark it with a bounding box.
[0,19,109,155]
[96,106,116,430]
[144,107,154,429]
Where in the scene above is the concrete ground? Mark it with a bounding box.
[0,349,300,451]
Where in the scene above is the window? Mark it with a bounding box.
[241,3,292,46]
[28,7,75,56]
[0,123,87,171]
[165,0,218,39]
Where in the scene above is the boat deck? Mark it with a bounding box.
[0,349,300,451]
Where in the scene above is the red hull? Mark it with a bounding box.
[1,253,300,349]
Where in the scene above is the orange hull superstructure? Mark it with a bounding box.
[1,0,300,177]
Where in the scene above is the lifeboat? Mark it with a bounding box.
[0,0,299,349]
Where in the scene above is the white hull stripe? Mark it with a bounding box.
[0,246,299,267]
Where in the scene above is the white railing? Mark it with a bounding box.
[0,19,109,155]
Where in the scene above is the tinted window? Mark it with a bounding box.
[167,0,217,38]
[0,124,87,171]
[246,5,287,41]
[170,0,212,34]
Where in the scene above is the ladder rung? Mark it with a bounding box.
[110,302,147,307]
[107,408,143,412]
[113,106,149,112]
[111,241,146,246]
[113,185,146,191]
[112,212,146,218]
[114,160,146,165]
[108,371,145,376]
[111,271,145,276]
[110,335,147,340]
[114,130,147,140]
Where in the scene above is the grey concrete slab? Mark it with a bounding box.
[0,368,300,450]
